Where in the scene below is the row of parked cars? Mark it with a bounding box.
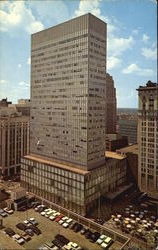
[35,204,114,249]
[3,217,41,245]
[0,207,14,217]
[39,233,82,250]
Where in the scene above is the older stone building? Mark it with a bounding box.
[0,108,29,178]
[137,81,158,198]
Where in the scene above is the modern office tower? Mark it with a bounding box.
[118,118,137,144]
[0,107,29,178]
[137,81,158,198]
[105,73,117,134]
[21,14,127,215]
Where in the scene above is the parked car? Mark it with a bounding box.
[3,207,14,214]
[55,215,63,222]
[18,206,27,211]
[55,234,69,245]
[21,232,31,241]
[4,228,15,237]
[29,219,38,226]
[0,209,7,217]
[25,228,34,236]
[16,223,27,231]
[69,222,77,230]
[28,224,41,235]
[73,223,83,233]
[80,227,88,235]
[85,229,92,239]
[89,232,100,242]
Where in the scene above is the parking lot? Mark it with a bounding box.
[0,208,122,249]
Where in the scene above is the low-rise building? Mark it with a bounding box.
[21,152,127,216]
[105,133,128,151]
[117,144,138,184]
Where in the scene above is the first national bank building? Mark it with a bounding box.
[21,13,127,215]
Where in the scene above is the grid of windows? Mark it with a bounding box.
[30,13,106,170]
[21,156,126,215]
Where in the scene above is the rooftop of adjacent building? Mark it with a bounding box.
[117,144,138,155]
[0,106,30,120]
[137,80,158,91]
[105,151,126,160]
[0,98,12,107]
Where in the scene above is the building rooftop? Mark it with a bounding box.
[24,154,89,175]
[137,81,158,91]
[117,144,138,155]
[105,151,126,160]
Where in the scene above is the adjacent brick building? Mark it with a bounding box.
[0,108,29,178]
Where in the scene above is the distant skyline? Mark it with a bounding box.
[0,0,157,108]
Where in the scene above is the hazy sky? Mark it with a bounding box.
[0,0,157,107]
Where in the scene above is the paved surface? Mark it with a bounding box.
[0,209,111,250]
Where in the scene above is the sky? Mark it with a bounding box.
[0,0,157,108]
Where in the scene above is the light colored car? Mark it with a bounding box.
[24,220,29,224]
[45,210,54,217]
[12,234,21,240]
[63,245,72,250]
[100,234,106,240]
[58,219,64,225]
[71,242,78,248]
[96,238,103,245]
[16,238,25,245]
[62,216,69,221]
[53,212,60,217]
[66,218,73,224]
[49,215,55,221]
[3,207,14,214]
[101,242,108,249]
[52,246,59,250]
[29,217,35,221]
[104,237,112,244]
[41,211,46,216]
[62,222,69,228]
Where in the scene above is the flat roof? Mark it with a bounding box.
[117,144,138,155]
[105,151,126,160]
[24,154,89,175]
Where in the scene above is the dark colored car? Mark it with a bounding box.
[69,222,77,230]
[55,234,69,245]
[73,223,83,232]
[4,228,15,237]
[80,227,88,235]
[29,219,38,226]
[18,206,27,211]
[21,233,31,241]
[52,239,65,248]
[25,228,34,236]
[32,202,41,208]
[37,206,47,213]
[28,225,41,235]
[89,232,100,242]
[16,223,27,231]
[85,229,92,239]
